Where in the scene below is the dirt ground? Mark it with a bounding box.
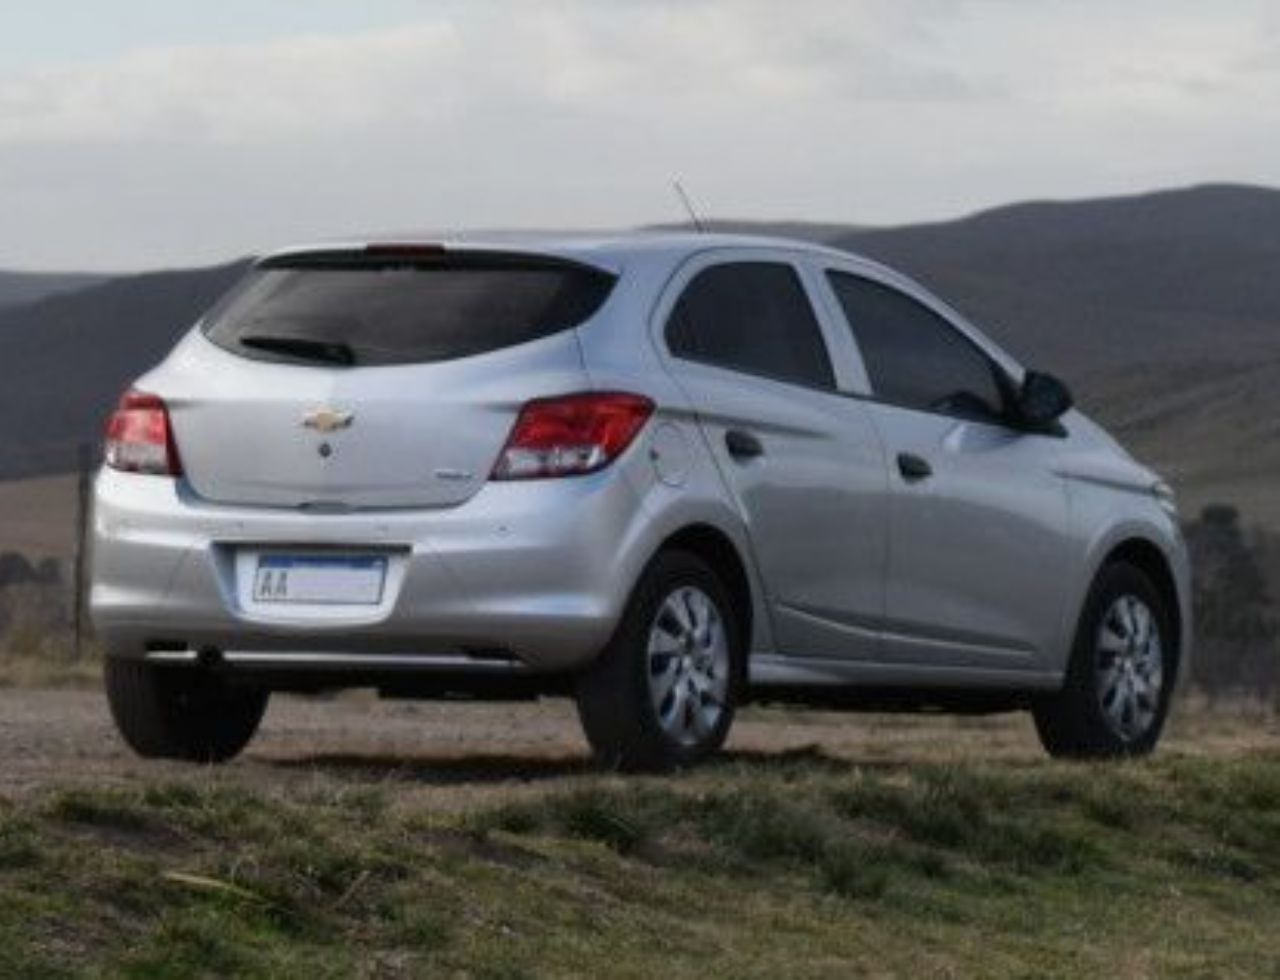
[2,688,1276,807]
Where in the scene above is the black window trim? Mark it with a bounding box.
[822,266,1067,438]
[661,258,840,395]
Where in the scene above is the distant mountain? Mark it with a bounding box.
[0,261,250,476]
[0,270,110,309]
[648,219,862,242]
[841,183,1280,372]
[1,184,1279,527]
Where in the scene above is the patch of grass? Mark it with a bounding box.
[124,910,265,977]
[1,753,1279,975]
[817,841,893,899]
[0,811,41,871]
[49,788,157,831]
[540,786,668,855]
[697,785,837,863]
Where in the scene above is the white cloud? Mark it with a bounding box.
[0,0,996,146]
[1,0,1278,269]
[0,23,466,142]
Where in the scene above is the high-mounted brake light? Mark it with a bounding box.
[104,390,183,476]
[492,392,655,480]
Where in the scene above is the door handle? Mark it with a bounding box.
[725,429,764,460]
[897,452,933,482]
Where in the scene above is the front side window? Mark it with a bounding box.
[666,262,835,390]
[827,271,1007,423]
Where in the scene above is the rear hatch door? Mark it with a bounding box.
[152,248,615,509]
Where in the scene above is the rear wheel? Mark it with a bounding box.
[104,659,269,763]
[577,550,743,772]
[1033,562,1175,758]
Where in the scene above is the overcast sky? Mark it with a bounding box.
[3,0,1280,270]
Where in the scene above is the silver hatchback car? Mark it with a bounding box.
[91,233,1190,769]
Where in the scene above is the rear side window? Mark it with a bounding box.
[826,272,1007,423]
[202,253,615,367]
[666,262,835,390]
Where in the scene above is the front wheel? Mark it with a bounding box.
[1033,562,1176,758]
[105,659,269,763]
[577,550,743,772]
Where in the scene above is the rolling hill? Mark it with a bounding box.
[1,183,1278,539]
[0,260,249,477]
[0,270,109,309]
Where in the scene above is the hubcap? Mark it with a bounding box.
[646,586,730,747]
[1095,594,1164,742]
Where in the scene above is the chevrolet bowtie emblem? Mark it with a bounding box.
[302,408,355,434]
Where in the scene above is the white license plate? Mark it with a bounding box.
[252,555,387,606]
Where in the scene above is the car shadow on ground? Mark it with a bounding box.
[260,743,887,785]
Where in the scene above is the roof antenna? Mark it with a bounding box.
[672,179,706,233]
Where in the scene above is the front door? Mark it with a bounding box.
[822,267,1072,671]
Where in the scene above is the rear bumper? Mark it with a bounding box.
[90,466,649,672]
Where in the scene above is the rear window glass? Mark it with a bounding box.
[201,254,615,367]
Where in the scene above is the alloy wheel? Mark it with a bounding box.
[1095,594,1164,742]
[646,585,730,747]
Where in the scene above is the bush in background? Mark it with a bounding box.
[1182,504,1279,703]
[0,552,92,685]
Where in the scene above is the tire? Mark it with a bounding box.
[1033,562,1176,758]
[104,659,269,763]
[576,550,744,772]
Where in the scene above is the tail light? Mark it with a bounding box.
[104,390,184,476]
[492,392,654,480]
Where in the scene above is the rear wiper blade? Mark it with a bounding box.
[238,334,356,366]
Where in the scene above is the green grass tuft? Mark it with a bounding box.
[2,752,1280,975]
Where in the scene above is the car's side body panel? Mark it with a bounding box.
[860,402,1074,671]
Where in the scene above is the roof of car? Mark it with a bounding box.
[261,229,859,272]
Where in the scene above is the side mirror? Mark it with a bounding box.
[1017,370,1073,427]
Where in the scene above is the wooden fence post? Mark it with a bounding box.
[72,443,92,660]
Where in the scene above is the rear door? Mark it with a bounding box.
[819,265,1072,671]
[154,250,613,510]
[654,249,891,661]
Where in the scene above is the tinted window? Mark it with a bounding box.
[827,272,1007,422]
[666,262,835,390]
[203,254,615,367]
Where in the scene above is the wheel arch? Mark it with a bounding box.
[657,523,757,667]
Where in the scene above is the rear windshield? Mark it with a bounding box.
[201,253,616,367]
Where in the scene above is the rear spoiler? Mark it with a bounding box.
[256,245,618,278]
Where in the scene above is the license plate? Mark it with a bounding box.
[252,555,387,606]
